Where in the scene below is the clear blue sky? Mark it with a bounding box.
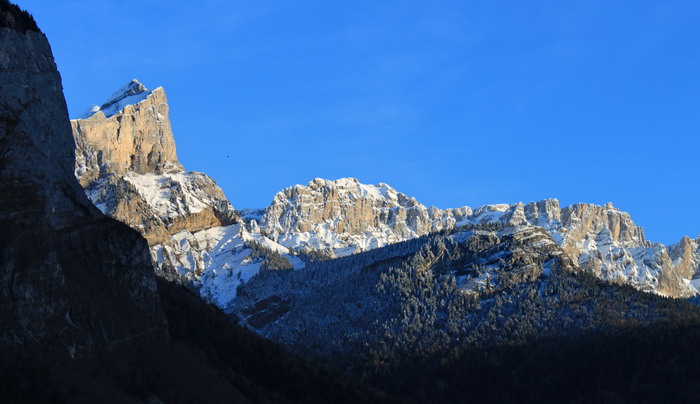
[18,0,700,244]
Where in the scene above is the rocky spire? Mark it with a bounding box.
[71,81,238,246]
[80,78,151,119]
[72,80,182,185]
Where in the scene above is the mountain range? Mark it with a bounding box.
[4,0,700,401]
[66,77,700,402]
[72,80,700,309]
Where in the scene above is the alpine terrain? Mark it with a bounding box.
[70,79,700,401]
[4,0,700,402]
[73,83,700,309]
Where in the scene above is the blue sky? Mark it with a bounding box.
[19,0,700,244]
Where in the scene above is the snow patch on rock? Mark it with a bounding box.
[78,79,154,119]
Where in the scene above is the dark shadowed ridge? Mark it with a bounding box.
[0,0,39,33]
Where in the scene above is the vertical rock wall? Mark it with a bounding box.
[0,18,167,354]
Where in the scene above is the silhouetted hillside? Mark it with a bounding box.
[0,0,38,32]
[0,280,385,403]
[369,319,700,403]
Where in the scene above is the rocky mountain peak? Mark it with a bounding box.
[260,177,463,255]
[111,78,147,97]
[668,236,700,281]
[79,78,153,119]
[72,79,180,183]
[249,178,697,297]
[301,177,405,203]
[559,202,647,249]
[71,81,237,246]
[259,180,566,258]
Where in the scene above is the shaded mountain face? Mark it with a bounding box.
[0,0,37,32]
[233,223,700,374]
[0,10,166,354]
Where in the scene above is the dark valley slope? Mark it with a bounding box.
[234,222,700,403]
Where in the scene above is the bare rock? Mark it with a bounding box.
[72,80,182,185]
[72,82,238,246]
[257,178,698,297]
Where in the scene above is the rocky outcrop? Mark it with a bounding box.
[72,81,237,245]
[69,82,313,310]
[84,169,237,245]
[492,201,695,297]
[0,16,167,353]
[72,79,182,185]
[259,179,570,257]
[255,178,698,297]
[666,236,700,293]
[260,177,472,255]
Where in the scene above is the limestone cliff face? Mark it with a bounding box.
[260,178,471,254]
[666,236,700,293]
[257,178,698,297]
[72,81,237,245]
[84,170,237,245]
[559,202,647,251]
[498,201,694,297]
[72,80,182,186]
[259,179,561,256]
[0,21,167,352]
[669,236,700,278]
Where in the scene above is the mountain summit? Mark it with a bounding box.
[260,177,472,255]
[71,80,237,245]
[73,79,180,181]
[78,78,153,119]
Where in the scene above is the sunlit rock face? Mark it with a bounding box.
[72,80,181,184]
[256,179,698,297]
[259,177,472,256]
[72,81,238,246]
[71,81,277,310]
[0,19,167,353]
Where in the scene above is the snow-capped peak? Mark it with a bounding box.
[78,79,154,119]
[304,177,399,201]
[260,177,466,256]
